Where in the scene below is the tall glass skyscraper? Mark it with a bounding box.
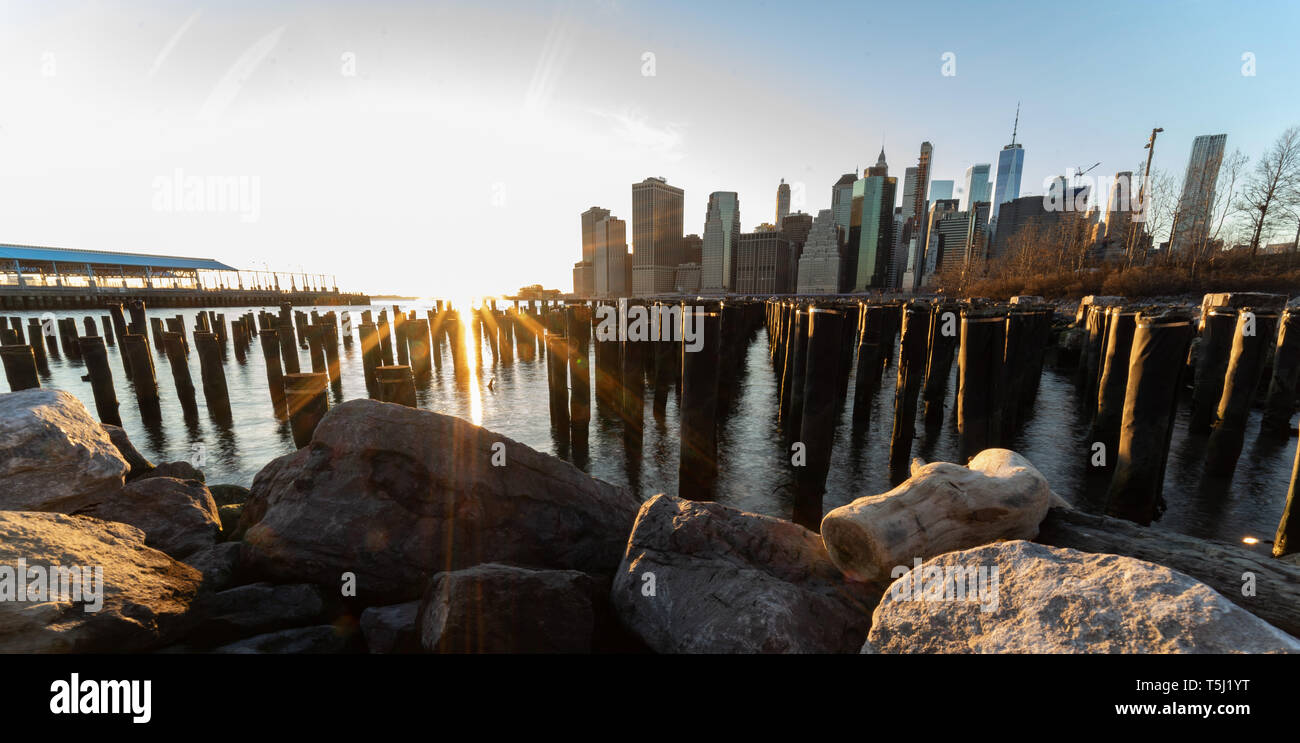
[1169,133,1227,254]
[847,174,897,291]
[991,144,1024,222]
[961,164,992,211]
[701,191,740,292]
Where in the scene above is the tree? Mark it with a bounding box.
[1238,125,1300,257]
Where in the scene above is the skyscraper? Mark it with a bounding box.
[735,231,793,294]
[961,164,992,212]
[775,179,791,229]
[631,177,685,296]
[593,215,629,297]
[868,148,889,177]
[577,206,611,295]
[701,191,741,293]
[990,106,1025,222]
[796,209,841,294]
[846,172,898,291]
[929,180,954,201]
[781,211,814,286]
[1169,134,1228,254]
[911,142,933,227]
[901,167,919,220]
[831,173,857,240]
[1104,171,1135,246]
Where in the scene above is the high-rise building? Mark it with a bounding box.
[846,172,898,291]
[912,142,933,226]
[781,211,814,287]
[961,164,992,211]
[1104,171,1135,246]
[929,180,954,201]
[735,231,793,294]
[868,148,889,177]
[831,173,857,241]
[796,209,841,294]
[572,261,592,295]
[701,191,741,293]
[577,206,611,296]
[631,177,685,296]
[920,198,961,282]
[775,179,791,229]
[901,167,919,220]
[593,215,629,297]
[1169,134,1228,254]
[990,106,1025,222]
[679,233,703,265]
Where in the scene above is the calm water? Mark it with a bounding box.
[6,303,1294,549]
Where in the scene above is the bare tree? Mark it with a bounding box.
[1238,125,1300,257]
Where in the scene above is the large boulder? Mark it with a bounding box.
[77,477,221,559]
[135,460,205,484]
[0,389,128,512]
[821,449,1054,582]
[0,511,201,653]
[211,625,353,654]
[361,601,421,654]
[611,494,879,653]
[238,399,642,604]
[182,542,244,592]
[418,564,595,653]
[189,582,333,646]
[864,540,1300,654]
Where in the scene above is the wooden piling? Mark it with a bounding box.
[1206,308,1280,476]
[795,307,844,529]
[0,345,40,392]
[957,308,1005,463]
[1088,307,1138,465]
[1105,310,1195,525]
[547,330,570,430]
[161,332,198,420]
[679,308,721,501]
[121,334,161,422]
[194,331,232,424]
[1261,307,1300,437]
[259,328,288,419]
[407,318,432,382]
[284,372,329,448]
[889,301,931,484]
[567,306,591,426]
[78,335,121,424]
[376,365,417,407]
[1189,307,1238,434]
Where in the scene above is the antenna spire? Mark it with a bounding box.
[1011,101,1020,146]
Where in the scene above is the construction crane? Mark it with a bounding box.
[1072,161,1101,187]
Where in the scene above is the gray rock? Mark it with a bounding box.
[418,564,595,653]
[211,625,352,654]
[217,503,243,540]
[208,484,249,507]
[136,460,205,484]
[182,542,244,592]
[0,511,201,653]
[239,399,642,603]
[191,582,331,645]
[102,423,154,479]
[611,494,880,653]
[864,540,1300,654]
[0,389,128,511]
[360,601,421,654]
[78,476,221,559]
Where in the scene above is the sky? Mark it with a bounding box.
[1,0,1297,297]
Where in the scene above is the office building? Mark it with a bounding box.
[1169,134,1228,254]
[593,215,629,297]
[796,209,841,294]
[631,177,685,296]
[962,164,992,211]
[735,231,793,294]
[775,179,791,228]
[701,191,741,293]
[929,180,954,201]
[990,106,1025,222]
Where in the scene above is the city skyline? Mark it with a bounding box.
[1,1,1297,297]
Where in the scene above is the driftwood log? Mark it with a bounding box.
[1036,507,1300,639]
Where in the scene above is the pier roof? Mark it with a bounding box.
[0,244,237,271]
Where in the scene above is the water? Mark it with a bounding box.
[6,303,1294,548]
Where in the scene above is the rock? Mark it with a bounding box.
[78,476,221,559]
[239,399,642,603]
[182,542,244,592]
[0,511,200,653]
[190,582,332,646]
[102,424,154,479]
[211,625,353,654]
[361,601,421,654]
[217,504,242,540]
[136,460,205,484]
[611,494,879,653]
[208,484,249,507]
[864,540,1300,654]
[821,449,1053,583]
[418,564,595,653]
[0,389,128,512]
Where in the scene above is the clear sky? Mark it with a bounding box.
[1,0,1297,297]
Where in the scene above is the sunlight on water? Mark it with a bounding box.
[461,298,483,426]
